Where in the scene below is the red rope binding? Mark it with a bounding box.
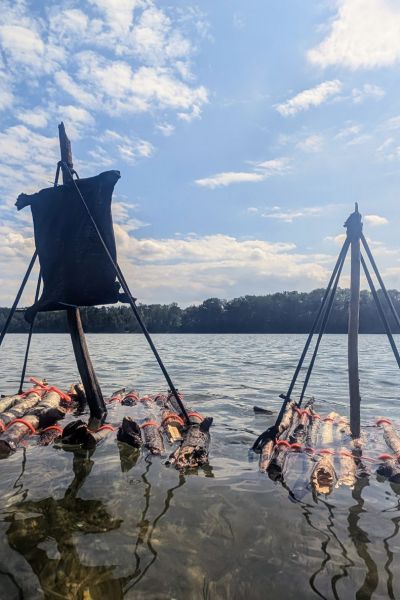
[140,420,159,429]
[376,418,392,427]
[161,413,184,427]
[188,411,204,422]
[40,425,63,434]
[95,425,115,433]
[7,418,36,434]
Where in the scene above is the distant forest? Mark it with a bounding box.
[1,288,400,334]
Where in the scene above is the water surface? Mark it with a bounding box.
[0,333,400,599]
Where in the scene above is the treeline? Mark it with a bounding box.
[1,288,400,334]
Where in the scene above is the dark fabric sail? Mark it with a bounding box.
[16,170,122,322]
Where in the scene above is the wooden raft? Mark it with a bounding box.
[257,399,400,498]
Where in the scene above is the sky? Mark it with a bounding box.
[1,0,400,306]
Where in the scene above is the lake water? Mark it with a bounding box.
[1,333,400,599]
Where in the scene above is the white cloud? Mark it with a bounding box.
[115,230,331,304]
[0,125,59,199]
[16,108,48,129]
[195,157,290,189]
[56,51,208,119]
[335,123,362,139]
[156,122,175,136]
[364,214,389,226]
[308,0,400,70]
[276,80,342,117]
[262,206,323,223]
[195,171,265,189]
[98,129,154,164]
[297,134,324,153]
[352,83,385,103]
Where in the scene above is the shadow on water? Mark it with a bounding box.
[3,446,190,600]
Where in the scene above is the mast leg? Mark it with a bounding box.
[58,122,106,422]
[67,308,106,421]
[346,204,362,438]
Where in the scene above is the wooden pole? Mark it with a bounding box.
[58,122,106,422]
[345,203,362,438]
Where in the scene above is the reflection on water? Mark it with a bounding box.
[1,333,400,598]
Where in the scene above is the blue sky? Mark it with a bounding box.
[1,0,400,305]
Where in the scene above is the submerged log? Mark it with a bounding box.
[259,439,275,473]
[141,418,165,455]
[0,390,66,455]
[337,416,351,438]
[377,418,400,455]
[305,413,320,450]
[337,448,357,488]
[174,417,213,469]
[0,389,43,428]
[311,452,337,495]
[278,401,296,436]
[268,442,290,481]
[38,425,64,446]
[161,410,183,443]
[59,420,114,449]
[121,391,140,406]
[290,409,312,445]
[117,417,142,448]
[0,393,24,414]
[376,454,400,483]
[154,393,168,408]
[320,412,339,445]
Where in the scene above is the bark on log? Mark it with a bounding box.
[59,419,114,449]
[278,401,296,436]
[311,453,337,495]
[161,409,183,442]
[259,439,275,473]
[378,419,400,455]
[117,417,142,448]
[141,418,165,455]
[305,413,320,450]
[290,409,312,445]
[0,390,66,455]
[0,393,24,414]
[337,448,357,487]
[321,412,339,445]
[0,389,43,428]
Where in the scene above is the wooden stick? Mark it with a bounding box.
[58,122,106,422]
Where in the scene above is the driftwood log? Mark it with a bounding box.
[0,390,66,455]
[173,417,213,469]
[376,454,400,483]
[0,389,43,428]
[259,439,275,473]
[337,448,357,487]
[311,452,337,495]
[378,419,400,455]
[320,412,339,445]
[60,420,114,449]
[278,401,296,436]
[117,417,142,448]
[141,418,164,455]
[305,412,320,449]
[161,409,183,442]
[0,393,24,414]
